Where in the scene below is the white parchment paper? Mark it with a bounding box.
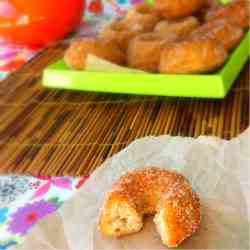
[14,129,250,250]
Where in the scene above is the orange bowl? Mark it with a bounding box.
[0,0,84,47]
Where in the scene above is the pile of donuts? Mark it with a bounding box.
[65,0,249,74]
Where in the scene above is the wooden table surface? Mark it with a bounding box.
[0,43,249,176]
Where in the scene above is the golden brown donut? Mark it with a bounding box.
[127,32,178,72]
[154,0,204,19]
[159,37,228,74]
[206,0,250,29]
[121,3,160,32]
[154,16,200,38]
[99,167,201,248]
[195,0,221,22]
[99,21,138,51]
[189,19,244,50]
[64,37,125,70]
[204,0,220,8]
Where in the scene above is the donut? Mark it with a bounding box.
[189,19,244,51]
[121,3,160,32]
[99,167,201,248]
[205,0,250,29]
[159,37,228,74]
[203,0,220,9]
[195,0,221,22]
[154,0,204,19]
[64,38,125,70]
[154,16,200,38]
[127,32,178,72]
[99,21,138,51]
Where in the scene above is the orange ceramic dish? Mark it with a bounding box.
[0,0,84,47]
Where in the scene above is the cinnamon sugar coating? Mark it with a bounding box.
[99,167,201,247]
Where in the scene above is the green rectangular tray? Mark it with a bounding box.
[43,31,249,98]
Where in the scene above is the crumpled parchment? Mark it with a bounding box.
[14,128,250,250]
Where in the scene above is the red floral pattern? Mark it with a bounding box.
[88,0,104,14]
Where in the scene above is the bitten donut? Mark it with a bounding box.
[127,32,178,72]
[121,3,160,32]
[64,38,125,70]
[154,0,204,19]
[206,0,250,29]
[99,167,201,248]
[154,16,200,38]
[159,37,228,74]
[190,19,244,50]
[99,21,138,51]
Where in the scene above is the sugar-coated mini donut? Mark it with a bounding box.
[99,21,138,51]
[206,0,250,29]
[190,19,244,50]
[99,167,201,248]
[121,3,160,32]
[127,32,178,72]
[154,16,200,38]
[159,37,228,74]
[64,38,125,70]
[154,0,204,19]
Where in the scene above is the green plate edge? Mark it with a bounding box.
[220,31,250,94]
[43,31,249,98]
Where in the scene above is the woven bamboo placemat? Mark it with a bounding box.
[0,43,249,176]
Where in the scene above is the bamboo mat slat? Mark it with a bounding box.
[0,43,249,176]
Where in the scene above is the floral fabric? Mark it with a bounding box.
[0,175,89,249]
